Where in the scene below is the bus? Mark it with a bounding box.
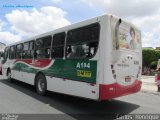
[1,14,142,101]
[0,42,6,75]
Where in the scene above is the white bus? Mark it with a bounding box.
[2,14,142,101]
[0,42,6,75]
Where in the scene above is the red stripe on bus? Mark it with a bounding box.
[15,59,52,68]
[99,80,142,101]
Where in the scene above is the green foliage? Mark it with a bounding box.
[150,61,158,69]
[142,49,160,67]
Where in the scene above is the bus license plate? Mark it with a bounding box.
[125,76,131,82]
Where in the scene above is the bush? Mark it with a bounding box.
[142,49,160,67]
[150,61,158,69]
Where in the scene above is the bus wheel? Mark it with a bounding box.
[35,74,47,95]
[7,69,13,82]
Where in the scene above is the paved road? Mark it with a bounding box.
[0,76,160,120]
[141,75,158,93]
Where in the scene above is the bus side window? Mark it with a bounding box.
[16,44,23,59]
[52,32,65,58]
[23,42,29,59]
[66,45,71,57]
[29,41,35,59]
[22,41,35,59]
[3,47,8,61]
[66,23,100,59]
[88,42,98,57]
[35,36,51,59]
[9,46,15,59]
[66,44,86,58]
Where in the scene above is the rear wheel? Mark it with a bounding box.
[35,74,47,95]
[7,69,13,82]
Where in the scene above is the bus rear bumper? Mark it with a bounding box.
[99,80,142,101]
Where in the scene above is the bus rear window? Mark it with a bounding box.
[118,22,141,50]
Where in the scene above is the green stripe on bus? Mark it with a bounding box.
[12,59,97,83]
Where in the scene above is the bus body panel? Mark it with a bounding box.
[12,59,98,83]
[2,59,14,76]
[2,58,100,100]
[47,77,99,100]
[14,67,99,100]
[13,71,35,85]
[10,57,100,100]
[99,16,142,101]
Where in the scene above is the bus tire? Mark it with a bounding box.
[7,69,13,82]
[35,74,47,95]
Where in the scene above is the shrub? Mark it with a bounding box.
[150,61,158,69]
[142,49,160,67]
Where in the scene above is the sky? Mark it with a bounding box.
[0,0,160,48]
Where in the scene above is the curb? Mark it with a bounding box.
[142,82,156,86]
[141,76,155,79]
[141,89,160,95]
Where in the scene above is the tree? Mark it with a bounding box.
[143,49,160,67]
[142,48,160,75]
[150,61,158,69]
